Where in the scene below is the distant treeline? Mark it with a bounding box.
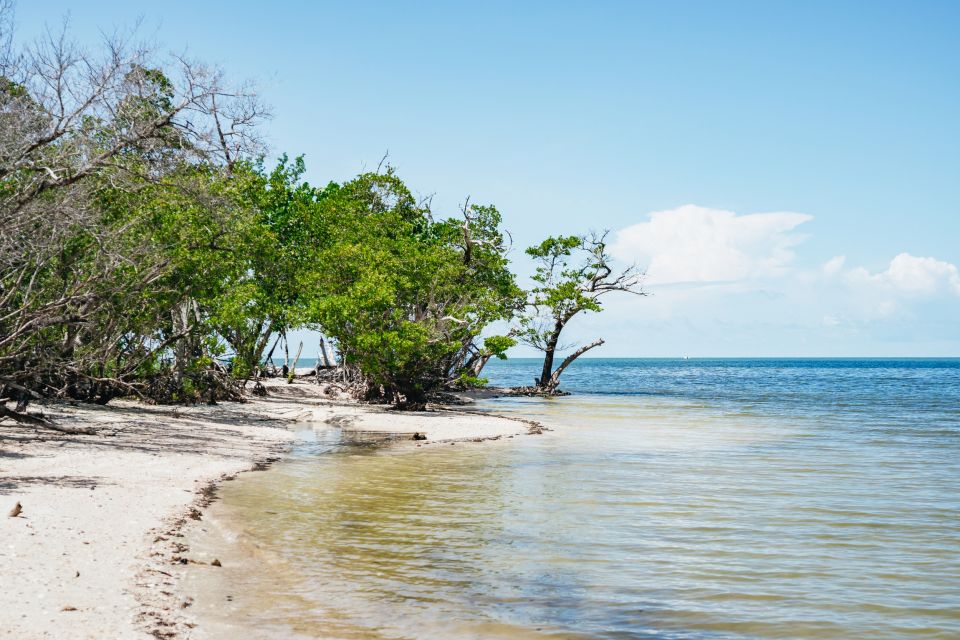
[0,5,642,416]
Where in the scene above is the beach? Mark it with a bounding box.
[3,1,956,637]
[5,359,960,639]
[0,379,535,639]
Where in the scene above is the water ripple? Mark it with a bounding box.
[188,359,960,639]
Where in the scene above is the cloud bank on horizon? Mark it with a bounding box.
[611,204,960,299]
[610,205,812,285]
[611,205,960,295]
[589,205,960,356]
[838,253,960,297]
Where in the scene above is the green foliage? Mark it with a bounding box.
[1,27,262,406]
[483,335,517,360]
[1,25,532,409]
[308,170,521,406]
[521,235,600,352]
[207,156,331,379]
[454,373,489,388]
[521,232,642,388]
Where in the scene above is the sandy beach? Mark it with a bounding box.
[0,379,535,639]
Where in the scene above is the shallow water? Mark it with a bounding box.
[186,359,960,639]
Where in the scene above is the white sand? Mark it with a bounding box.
[307,400,537,441]
[0,379,536,639]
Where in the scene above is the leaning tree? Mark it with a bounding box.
[521,231,644,392]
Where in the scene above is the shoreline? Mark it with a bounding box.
[0,379,540,639]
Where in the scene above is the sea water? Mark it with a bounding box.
[184,359,960,639]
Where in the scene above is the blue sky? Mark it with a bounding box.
[16,1,960,356]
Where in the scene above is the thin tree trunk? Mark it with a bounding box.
[172,300,192,385]
[319,337,331,368]
[288,341,304,382]
[538,346,555,387]
[537,319,565,387]
[545,338,604,391]
[472,353,494,378]
[246,319,272,377]
[264,332,282,374]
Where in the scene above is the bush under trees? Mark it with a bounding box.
[308,173,521,409]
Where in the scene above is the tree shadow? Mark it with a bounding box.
[0,449,31,459]
[2,399,294,461]
[0,474,107,495]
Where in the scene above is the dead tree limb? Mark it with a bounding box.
[0,403,97,434]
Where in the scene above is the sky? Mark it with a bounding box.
[14,1,960,357]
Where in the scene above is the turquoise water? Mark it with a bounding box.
[190,359,960,639]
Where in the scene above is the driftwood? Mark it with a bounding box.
[0,404,97,435]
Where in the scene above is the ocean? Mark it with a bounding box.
[185,358,960,639]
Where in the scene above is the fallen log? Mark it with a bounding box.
[0,404,97,435]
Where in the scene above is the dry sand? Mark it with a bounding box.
[0,379,535,639]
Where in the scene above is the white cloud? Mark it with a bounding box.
[610,205,812,285]
[822,255,846,276]
[843,253,960,297]
[822,314,843,327]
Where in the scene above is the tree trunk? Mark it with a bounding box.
[544,338,604,391]
[471,353,493,378]
[537,318,565,387]
[232,318,273,381]
[319,337,332,368]
[263,332,282,374]
[172,302,191,385]
[288,341,304,382]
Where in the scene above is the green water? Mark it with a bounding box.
[182,360,960,639]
